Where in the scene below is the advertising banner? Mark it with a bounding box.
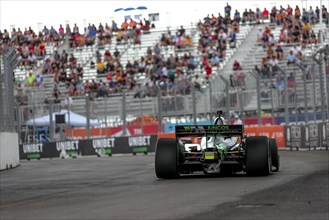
[19,135,158,160]
[285,125,304,150]
[304,123,320,150]
[245,125,285,148]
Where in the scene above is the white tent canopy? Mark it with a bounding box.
[26,109,100,127]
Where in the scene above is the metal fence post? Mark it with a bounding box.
[256,74,261,126]
[277,66,289,125]
[157,86,162,133]
[239,88,245,123]
[191,84,197,125]
[312,64,317,122]
[269,70,275,125]
[304,67,309,124]
[122,91,127,136]
[318,52,326,121]
[105,96,108,137]
[139,91,144,134]
[219,75,230,118]
[313,47,328,122]
[209,80,213,121]
[49,101,54,142]
[86,94,91,139]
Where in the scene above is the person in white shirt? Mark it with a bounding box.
[64,95,73,109]
[233,114,242,125]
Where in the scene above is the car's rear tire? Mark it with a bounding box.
[269,138,280,172]
[155,138,180,179]
[245,136,271,176]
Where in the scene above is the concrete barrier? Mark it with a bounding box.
[0,132,19,170]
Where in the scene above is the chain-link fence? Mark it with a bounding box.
[0,46,18,132]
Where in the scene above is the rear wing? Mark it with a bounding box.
[175,125,244,137]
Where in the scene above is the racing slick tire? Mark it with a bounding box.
[155,138,180,179]
[245,136,271,176]
[269,138,280,172]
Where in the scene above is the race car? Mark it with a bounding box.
[155,110,280,178]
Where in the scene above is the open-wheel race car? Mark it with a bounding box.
[155,111,280,178]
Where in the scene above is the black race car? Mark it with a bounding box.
[155,111,280,178]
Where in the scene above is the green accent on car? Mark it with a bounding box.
[207,125,230,130]
[183,126,191,131]
[204,152,215,160]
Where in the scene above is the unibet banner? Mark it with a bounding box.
[19,135,158,160]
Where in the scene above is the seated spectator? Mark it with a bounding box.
[141,18,151,33]
[257,28,263,43]
[204,62,212,79]
[233,60,241,71]
[287,50,296,65]
[187,55,195,70]
[279,29,287,43]
[52,90,61,104]
[218,29,227,41]
[238,69,246,87]
[228,31,237,47]
[64,95,73,108]
[114,47,120,58]
[296,51,303,65]
[35,74,44,86]
[192,74,203,91]
[287,72,295,88]
[74,79,83,95]
[262,8,269,19]
[96,82,108,98]
[261,64,270,79]
[301,30,310,44]
[269,56,279,72]
[69,54,77,67]
[276,73,284,91]
[266,46,275,59]
[210,54,220,67]
[232,70,239,87]
[97,59,105,74]
[27,52,37,68]
[232,20,239,33]
[268,34,276,47]
[183,35,192,48]
[275,44,284,60]
[309,30,318,44]
[26,71,36,87]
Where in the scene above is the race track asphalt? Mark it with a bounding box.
[0,150,328,220]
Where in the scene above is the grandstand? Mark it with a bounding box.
[1,3,329,132]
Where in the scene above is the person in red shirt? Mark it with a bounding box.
[286,5,293,16]
[129,18,137,29]
[59,24,65,39]
[262,8,269,19]
[121,20,128,29]
[205,62,212,79]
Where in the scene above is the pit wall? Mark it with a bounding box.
[0,132,19,170]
